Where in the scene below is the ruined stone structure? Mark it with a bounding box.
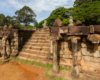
[0,25,18,61]
[19,28,51,63]
[0,25,100,77]
[17,25,100,73]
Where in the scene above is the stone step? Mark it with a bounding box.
[28,39,50,42]
[19,52,51,63]
[23,45,50,48]
[27,40,50,43]
[23,46,50,50]
[19,52,48,59]
[30,37,50,40]
[27,39,50,43]
[21,49,50,54]
[34,31,50,34]
[25,42,50,45]
[18,56,50,64]
[19,28,51,63]
[22,47,50,52]
[31,36,50,39]
[32,31,49,34]
[23,43,50,48]
[32,34,50,36]
[26,38,50,42]
[23,45,50,49]
[35,29,50,32]
[32,32,49,35]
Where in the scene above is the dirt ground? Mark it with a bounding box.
[0,61,46,80]
[0,61,100,80]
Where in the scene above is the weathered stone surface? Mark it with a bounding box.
[81,43,87,48]
[91,57,100,63]
[88,34,100,43]
[60,58,72,66]
[0,27,100,72]
[93,50,100,58]
[80,58,100,71]
[19,28,51,64]
[83,56,92,61]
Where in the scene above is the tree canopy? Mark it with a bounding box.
[0,14,5,26]
[73,1,100,25]
[15,6,36,26]
[0,6,37,29]
[0,1,100,28]
[36,7,71,27]
[46,7,71,26]
[37,0,100,27]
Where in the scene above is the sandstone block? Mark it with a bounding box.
[93,51,100,58]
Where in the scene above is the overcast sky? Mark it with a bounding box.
[0,0,75,22]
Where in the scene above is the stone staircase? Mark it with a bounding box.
[19,28,52,63]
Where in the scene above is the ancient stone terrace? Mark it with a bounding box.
[0,25,100,77]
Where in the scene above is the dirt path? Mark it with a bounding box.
[0,62,46,80]
[0,61,100,80]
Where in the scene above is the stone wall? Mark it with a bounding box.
[18,28,100,72]
[0,29,19,56]
[0,39,2,55]
[58,40,100,72]
[18,28,51,63]
[0,28,100,72]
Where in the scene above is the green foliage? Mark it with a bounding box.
[0,14,5,26]
[0,14,19,28]
[35,20,44,28]
[18,24,34,30]
[0,6,37,29]
[47,7,71,26]
[74,0,100,6]
[15,6,37,26]
[73,1,100,25]
[0,1,100,27]
[4,16,15,26]
[62,19,69,26]
[38,1,100,26]
[37,7,71,27]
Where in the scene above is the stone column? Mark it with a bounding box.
[71,37,80,78]
[6,39,11,58]
[11,30,19,56]
[52,40,59,73]
[69,16,74,26]
[1,36,7,61]
[43,20,48,28]
[93,44,100,58]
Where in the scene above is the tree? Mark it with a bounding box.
[47,7,71,26]
[73,1,100,25]
[4,16,13,25]
[74,0,100,6]
[15,6,36,26]
[38,1,100,27]
[35,20,44,28]
[0,14,5,26]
